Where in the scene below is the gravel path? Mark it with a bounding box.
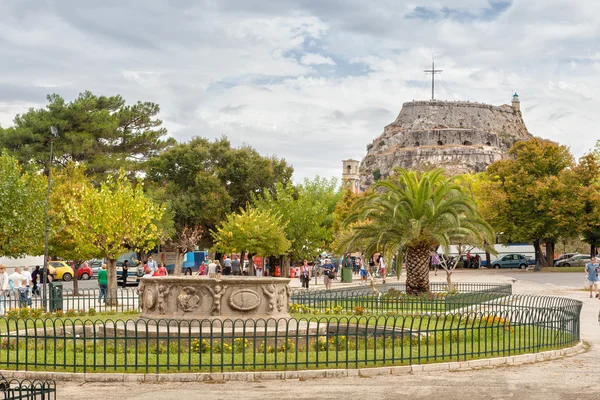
[57,270,600,400]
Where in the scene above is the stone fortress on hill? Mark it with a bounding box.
[342,93,533,192]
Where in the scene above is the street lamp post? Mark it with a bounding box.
[42,126,58,311]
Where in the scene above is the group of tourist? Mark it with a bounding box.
[196,255,242,277]
[0,264,53,315]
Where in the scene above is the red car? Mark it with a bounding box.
[77,263,93,280]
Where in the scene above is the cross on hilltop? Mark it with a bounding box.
[424,58,442,101]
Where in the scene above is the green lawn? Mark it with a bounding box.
[0,324,574,373]
[0,315,575,372]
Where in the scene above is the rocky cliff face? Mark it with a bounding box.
[359,100,532,189]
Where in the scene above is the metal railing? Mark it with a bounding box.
[0,294,581,374]
[0,374,55,400]
[1,288,140,314]
[292,283,513,314]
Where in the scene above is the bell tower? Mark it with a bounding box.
[342,159,360,194]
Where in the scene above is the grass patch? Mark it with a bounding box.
[0,324,574,373]
[0,313,577,373]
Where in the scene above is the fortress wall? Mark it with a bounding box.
[361,146,505,189]
[385,101,530,141]
[385,129,500,148]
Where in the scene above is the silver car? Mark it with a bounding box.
[555,254,591,267]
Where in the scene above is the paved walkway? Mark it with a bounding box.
[58,270,600,399]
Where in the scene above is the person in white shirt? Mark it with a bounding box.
[146,256,158,274]
[207,260,218,278]
[8,268,27,289]
[21,266,32,287]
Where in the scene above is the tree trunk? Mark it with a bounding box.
[240,250,246,275]
[406,246,431,295]
[446,271,454,292]
[73,260,81,296]
[590,241,597,258]
[485,252,491,269]
[283,257,291,278]
[544,240,555,268]
[533,239,542,272]
[106,258,118,306]
[173,249,184,276]
[248,253,256,276]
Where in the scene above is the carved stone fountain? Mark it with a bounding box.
[138,276,291,320]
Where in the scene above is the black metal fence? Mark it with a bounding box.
[291,283,513,314]
[0,374,55,400]
[0,293,581,373]
[0,282,513,315]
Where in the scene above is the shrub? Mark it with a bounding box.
[30,308,44,319]
[18,308,30,319]
[278,339,295,353]
[88,308,97,316]
[54,310,64,318]
[64,309,76,317]
[77,310,87,317]
[234,338,249,353]
[5,309,19,319]
[353,306,366,315]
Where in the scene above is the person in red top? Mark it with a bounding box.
[158,263,167,276]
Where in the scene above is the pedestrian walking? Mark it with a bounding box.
[0,265,9,316]
[322,259,334,290]
[121,260,129,288]
[222,255,232,276]
[376,254,387,284]
[300,260,311,289]
[359,258,368,285]
[98,264,108,305]
[31,266,40,296]
[231,255,241,276]
[585,257,599,298]
[432,252,440,276]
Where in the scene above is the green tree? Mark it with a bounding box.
[62,170,165,299]
[0,152,46,257]
[0,91,175,181]
[211,207,290,270]
[49,164,103,293]
[147,137,293,247]
[570,153,600,256]
[341,168,494,295]
[482,138,575,269]
[252,177,340,264]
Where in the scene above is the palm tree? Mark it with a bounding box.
[340,168,494,294]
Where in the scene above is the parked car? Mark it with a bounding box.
[88,260,102,277]
[76,263,93,280]
[48,261,75,281]
[555,254,591,267]
[553,253,579,265]
[489,254,529,269]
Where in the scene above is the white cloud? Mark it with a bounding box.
[300,53,336,65]
[0,0,598,182]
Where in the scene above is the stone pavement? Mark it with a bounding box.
[57,270,600,400]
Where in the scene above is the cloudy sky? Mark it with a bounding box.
[1,0,598,182]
